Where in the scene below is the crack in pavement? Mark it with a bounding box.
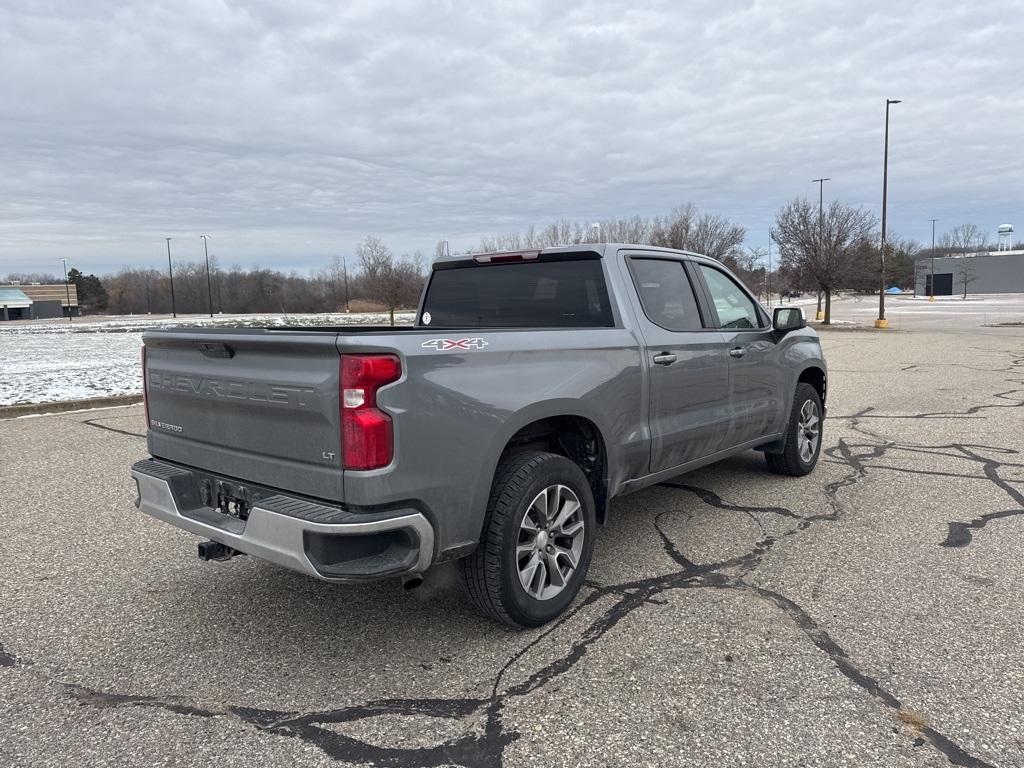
[3,348,1021,767]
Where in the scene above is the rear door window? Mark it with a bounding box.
[421,257,614,328]
[628,258,704,332]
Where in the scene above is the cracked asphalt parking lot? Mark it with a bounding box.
[2,326,1023,767]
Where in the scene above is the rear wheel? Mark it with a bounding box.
[461,451,596,627]
[766,382,823,477]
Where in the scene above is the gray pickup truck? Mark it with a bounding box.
[133,244,826,626]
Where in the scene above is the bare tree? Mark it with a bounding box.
[649,204,746,261]
[957,258,977,299]
[772,199,876,324]
[314,255,349,312]
[356,236,424,325]
[912,258,931,297]
[475,204,745,260]
[943,224,987,257]
[3,271,60,283]
[732,246,768,299]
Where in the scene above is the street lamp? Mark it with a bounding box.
[210,255,222,313]
[342,256,350,312]
[767,228,773,308]
[60,258,72,322]
[165,237,177,318]
[876,98,901,328]
[200,234,214,317]
[812,178,830,320]
[929,218,938,302]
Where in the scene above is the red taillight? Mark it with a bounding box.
[141,346,150,428]
[341,354,401,470]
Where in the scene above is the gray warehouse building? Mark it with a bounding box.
[915,250,1024,296]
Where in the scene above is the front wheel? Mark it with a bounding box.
[765,382,823,477]
[461,451,596,627]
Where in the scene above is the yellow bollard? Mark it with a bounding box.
[873,318,889,329]
[815,310,824,321]
[929,295,935,302]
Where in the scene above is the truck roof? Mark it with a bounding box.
[432,243,715,267]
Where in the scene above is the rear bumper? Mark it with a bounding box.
[131,459,434,581]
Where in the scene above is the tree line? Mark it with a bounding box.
[3,238,427,319]
[4,206,1011,322]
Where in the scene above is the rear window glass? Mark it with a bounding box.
[421,257,614,328]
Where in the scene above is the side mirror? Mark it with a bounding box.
[773,306,805,333]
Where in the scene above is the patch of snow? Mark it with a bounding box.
[0,312,414,406]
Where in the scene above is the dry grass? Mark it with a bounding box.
[896,709,929,732]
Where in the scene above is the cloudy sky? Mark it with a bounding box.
[2,0,1022,276]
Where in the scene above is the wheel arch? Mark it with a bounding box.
[797,364,827,408]
[474,401,613,537]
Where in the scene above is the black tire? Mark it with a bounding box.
[461,451,597,627]
[766,382,823,477]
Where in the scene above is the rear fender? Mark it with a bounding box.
[468,399,615,543]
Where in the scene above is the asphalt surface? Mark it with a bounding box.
[3,324,1024,767]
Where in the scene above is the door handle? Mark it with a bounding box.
[652,352,677,366]
[728,347,746,358]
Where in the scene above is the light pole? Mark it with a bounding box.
[767,228,773,308]
[342,256,350,312]
[165,237,177,318]
[211,255,222,313]
[60,258,72,322]
[876,98,901,328]
[812,178,830,320]
[928,218,938,301]
[200,234,214,317]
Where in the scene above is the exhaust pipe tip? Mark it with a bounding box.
[402,574,424,591]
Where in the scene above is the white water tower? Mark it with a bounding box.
[997,223,1014,251]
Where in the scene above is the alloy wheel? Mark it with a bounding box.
[516,484,586,601]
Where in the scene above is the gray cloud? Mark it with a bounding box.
[1,0,1022,275]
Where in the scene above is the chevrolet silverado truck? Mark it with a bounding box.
[132,244,826,626]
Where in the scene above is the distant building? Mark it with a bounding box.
[1,283,79,320]
[914,250,1024,296]
[0,286,33,320]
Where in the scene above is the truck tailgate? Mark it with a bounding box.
[143,329,343,501]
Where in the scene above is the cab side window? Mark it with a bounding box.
[629,258,704,332]
[698,265,763,330]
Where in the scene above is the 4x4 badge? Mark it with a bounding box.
[421,338,489,351]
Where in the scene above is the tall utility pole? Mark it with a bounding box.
[211,255,222,313]
[200,235,214,317]
[929,218,938,301]
[876,98,901,328]
[812,178,830,320]
[767,229,773,308]
[165,237,177,318]
[342,256,350,312]
[60,258,72,322]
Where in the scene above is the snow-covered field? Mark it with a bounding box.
[0,312,414,406]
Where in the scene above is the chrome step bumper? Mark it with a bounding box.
[131,459,434,581]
